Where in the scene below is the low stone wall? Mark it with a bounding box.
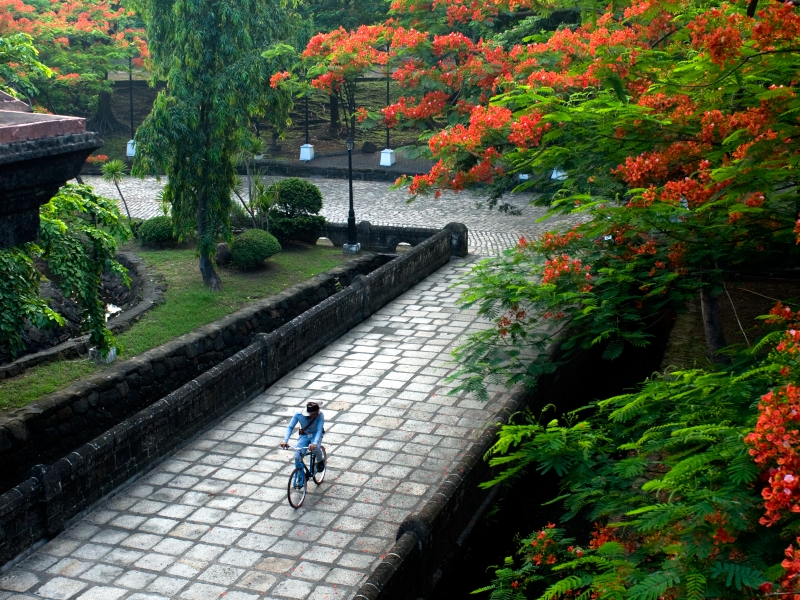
[0,253,390,495]
[351,387,527,600]
[320,221,443,254]
[0,223,468,567]
[256,160,409,182]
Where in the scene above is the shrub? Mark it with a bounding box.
[138,216,174,247]
[230,201,253,229]
[230,229,281,269]
[269,178,323,217]
[269,213,326,245]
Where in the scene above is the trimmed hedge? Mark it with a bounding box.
[138,216,174,247]
[267,178,325,243]
[230,229,281,269]
[269,214,326,245]
[269,178,323,217]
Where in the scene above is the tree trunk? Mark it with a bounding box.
[89,90,126,134]
[699,286,730,365]
[329,94,339,132]
[197,190,222,291]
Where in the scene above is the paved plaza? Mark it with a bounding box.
[0,176,576,599]
[80,175,574,255]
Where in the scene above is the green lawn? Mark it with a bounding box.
[0,243,349,411]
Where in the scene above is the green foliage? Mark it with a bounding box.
[138,216,174,247]
[0,246,61,357]
[0,33,52,100]
[268,214,326,244]
[0,184,131,358]
[39,184,132,355]
[270,178,323,217]
[230,229,281,269]
[476,351,788,599]
[133,0,289,289]
[297,0,389,33]
[101,160,132,221]
[265,178,325,243]
[230,201,253,229]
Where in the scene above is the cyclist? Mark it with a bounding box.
[280,401,325,473]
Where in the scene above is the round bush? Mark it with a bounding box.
[269,178,323,216]
[230,229,281,269]
[138,216,174,246]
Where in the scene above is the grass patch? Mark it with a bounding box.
[0,242,350,411]
[0,359,99,411]
[118,242,349,355]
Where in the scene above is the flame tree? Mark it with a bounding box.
[274,0,800,371]
[0,0,147,130]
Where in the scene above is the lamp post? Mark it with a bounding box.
[299,90,315,161]
[343,136,360,254]
[126,56,136,157]
[380,46,396,167]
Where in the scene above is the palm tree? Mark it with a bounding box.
[101,159,132,223]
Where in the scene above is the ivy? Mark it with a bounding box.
[0,184,131,359]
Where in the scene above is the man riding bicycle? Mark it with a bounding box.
[280,402,325,473]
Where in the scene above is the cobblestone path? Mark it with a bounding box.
[80,175,574,255]
[0,257,515,600]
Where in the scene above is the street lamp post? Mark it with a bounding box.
[380,46,396,167]
[126,56,136,157]
[343,137,360,254]
[299,91,315,161]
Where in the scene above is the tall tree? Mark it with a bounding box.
[133,0,288,290]
[0,0,147,128]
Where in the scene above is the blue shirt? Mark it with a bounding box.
[284,412,324,446]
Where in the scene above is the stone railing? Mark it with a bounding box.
[320,221,468,255]
[0,253,390,495]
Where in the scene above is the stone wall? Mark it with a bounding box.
[351,387,527,600]
[257,160,403,182]
[0,223,468,567]
[0,253,390,495]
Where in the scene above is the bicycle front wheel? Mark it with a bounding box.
[287,467,307,508]
[312,446,327,485]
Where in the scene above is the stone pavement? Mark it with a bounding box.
[1,176,579,599]
[0,255,516,600]
[80,175,574,255]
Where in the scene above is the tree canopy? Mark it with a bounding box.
[133,0,291,289]
[0,0,147,126]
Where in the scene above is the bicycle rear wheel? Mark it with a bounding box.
[312,446,327,485]
[287,467,307,508]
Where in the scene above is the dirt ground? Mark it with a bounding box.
[661,275,800,370]
[93,78,422,163]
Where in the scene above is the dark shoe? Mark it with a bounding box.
[316,461,325,473]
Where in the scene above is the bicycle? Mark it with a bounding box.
[282,445,327,508]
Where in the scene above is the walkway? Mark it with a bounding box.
[0,178,576,599]
[80,176,574,256]
[0,256,513,600]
